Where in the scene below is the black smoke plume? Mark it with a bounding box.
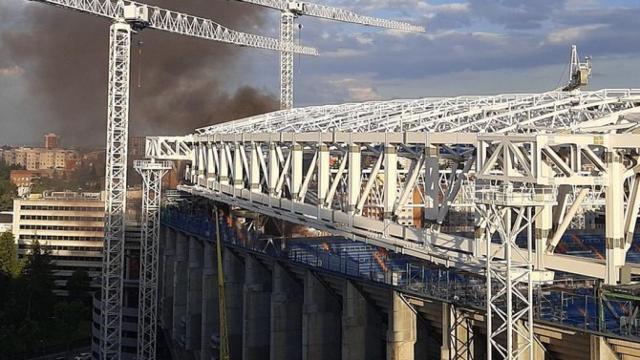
[1,0,278,146]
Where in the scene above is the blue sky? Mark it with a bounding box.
[0,0,639,144]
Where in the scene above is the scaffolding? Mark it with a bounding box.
[475,185,556,359]
[135,160,171,360]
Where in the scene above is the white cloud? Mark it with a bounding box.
[546,24,608,44]
[0,65,25,77]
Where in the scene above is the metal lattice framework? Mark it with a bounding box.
[31,0,317,55]
[146,88,640,360]
[280,11,295,109]
[135,160,171,360]
[102,21,131,359]
[475,186,556,360]
[197,89,640,135]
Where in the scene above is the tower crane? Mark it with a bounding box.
[563,45,592,91]
[29,1,317,359]
[224,0,425,109]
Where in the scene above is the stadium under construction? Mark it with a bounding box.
[137,87,640,360]
[22,0,640,359]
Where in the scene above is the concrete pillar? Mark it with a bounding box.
[387,291,416,360]
[270,263,303,360]
[302,271,342,360]
[186,237,204,354]
[201,241,219,360]
[291,143,303,200]
[536,160,554,269]
[514,321,545,360]
[347,144,361,214]
[250,143,261,193]
[590,335,619,360]
[441,303,474,360]
[224,249,245,360]
[424,146,439,221]
[161,227,176,331]
[317,144,330,207]
[172,232,188,341]
[234,142,244,191]
[383,145,397,220]
[219,143,229,187]
[341,281,383,360]
[242,256,272,360]
[606,150,625,284]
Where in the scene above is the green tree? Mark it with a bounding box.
[0,232,22,277]
[23,241,56,323]
[67,268,92,304]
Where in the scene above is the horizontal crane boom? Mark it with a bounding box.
[30,0,318,55]
[230,0,424,32]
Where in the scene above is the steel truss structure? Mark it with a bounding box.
[145,88,640,359]
[102,21,132,359]
[135,160,171,360]
[147,88,640,282]
[476,186,555,359]
[31,0,317,55]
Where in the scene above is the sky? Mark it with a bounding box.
[0,0,639,145]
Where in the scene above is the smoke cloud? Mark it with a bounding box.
[1,0,278,146]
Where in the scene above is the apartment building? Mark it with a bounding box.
[12,191,105,294]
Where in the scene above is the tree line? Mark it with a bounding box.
[0,232,94,358]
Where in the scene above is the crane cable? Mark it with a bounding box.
[137,40,144,88]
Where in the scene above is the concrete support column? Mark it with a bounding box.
[224,249,245,360]
[536,160,554,269]
[206,143,216,187]
[161,227,176,331]
[424,146,439,221]
[270,263,303,360]
[219,143,229,187]
[347,144,361,214]
[440,303,474,360]
[341,281,383,360]
[250,142,261,193]
[198,143,206,185]
[317,144,330,207]
[291,143,303,200]
[234,142,244,191]
[514,321,545,360]
[606,150,625,284]
[302,271,342,360]
[201,241,219,360]
[268,142,279,197]
[387,291,416,360]
[186,237,204,354]
[172,231,188,341]
[243,256,272,360]
[383,145,397,220]
[590,335,619,360]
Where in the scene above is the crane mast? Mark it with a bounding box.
[29,1,317,359]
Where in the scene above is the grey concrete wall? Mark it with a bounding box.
[186,236,204,355]
[302,271,342,360]
[242,256,272,360]
[224,249,245,360]
[172,231,188,341]
[161,227,176,331]
[201,241,219,360]
[341,281,384,360]
[270,263,303,360]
